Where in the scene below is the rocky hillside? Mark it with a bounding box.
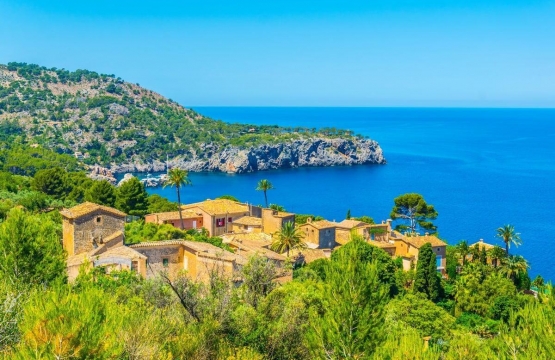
[0,62,385,174]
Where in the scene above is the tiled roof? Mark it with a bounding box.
[469,240,499,251]
[60,202,126,219]
[182,199,249,216]
[147,210,202,221]
[294,249,331,263]
[94,246,147,260]
[368,240,396,249]
[103,230,123,243]
[404,235,447,248]
[271,211,295,218]
[337,219,368,229]
[233,216,263,227]
[229,240,286,262]
[130,239,242,263]
[303,220,337,230]
[222,232,273,246]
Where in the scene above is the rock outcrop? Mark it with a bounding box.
[109,137,385,174]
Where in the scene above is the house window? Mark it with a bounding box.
[436,248,440,252]
[436,255,443,269]
[244,225,248,230]
[163,258,169,267]
[228,217,232,223]
[131,261,138,272]
[216,218,226,227]
[371,233,375,240]
[96,216,102,224]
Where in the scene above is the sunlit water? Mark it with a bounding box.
[139,107,555,280]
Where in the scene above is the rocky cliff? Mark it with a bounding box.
[1,62,386,175]
[109,137,385,174]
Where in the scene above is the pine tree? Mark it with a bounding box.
[85,180,116,207]
[115,177,149,216]
[308,239,388,358]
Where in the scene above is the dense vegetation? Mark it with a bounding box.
[0,141,552,358]
[0,62,364,167]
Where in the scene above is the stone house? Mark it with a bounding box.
[221,232,287,266]
[260,208,296,235]
[232,216,263,233]
[468,239,505,266]
[181,199,250,236]
[130,240,245,283]
[144,210,204,230]
[61,202,245,283]
[299,218,337,249]
[61,202,126,257]
[392,234,447,273]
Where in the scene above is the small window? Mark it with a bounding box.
[96,216,102,223]
[162,258,169,267]
[131,261,138,272]
[228,217,232,223]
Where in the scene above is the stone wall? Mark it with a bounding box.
[71,210,125,255]
[135,245,184,279]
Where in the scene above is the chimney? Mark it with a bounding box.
[425,232,429,236]
[479,238,484,243]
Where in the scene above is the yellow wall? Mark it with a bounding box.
[62,219,75,256]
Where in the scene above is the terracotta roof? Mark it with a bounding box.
[303,220,337,230]
[469,240,499,251]
[103,230,123,243]
[221,232,273,246]
[147,210,202,221]
[60,202,126,219]
[270,211,295,218]
[404,235,447,248]
[337,220,368,229]
[130,240,242,263]
[94,246,147,260]
[229,240,286,262]
[182,199,248,216]
[233,216,263,227]
[368,240,396,249]
[295,249,331,263]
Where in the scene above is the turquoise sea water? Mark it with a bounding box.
[146,107,555,280]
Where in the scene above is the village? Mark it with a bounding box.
[61,196,498,284]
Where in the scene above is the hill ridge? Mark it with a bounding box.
[0,62,385,173]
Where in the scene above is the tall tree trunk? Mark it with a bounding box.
[177,187,184,229]
[505,241,509,256]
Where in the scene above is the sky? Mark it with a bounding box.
[1,0,554,107]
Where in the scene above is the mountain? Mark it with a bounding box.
[0,62,385,173]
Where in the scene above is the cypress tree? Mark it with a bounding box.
[413,243,443,302]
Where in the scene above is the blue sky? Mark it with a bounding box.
[1,1,554,107]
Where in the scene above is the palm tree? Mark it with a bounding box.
[496,224,521,255]
[455,240,470,266]
[501,255,529,282]
[271,222,306,258]
[256,179,274,208]
[163,168,192,229]
[488,245,506,268]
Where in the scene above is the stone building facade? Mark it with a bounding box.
[61,202,126,256]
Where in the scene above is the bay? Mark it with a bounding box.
[145,107,555,280]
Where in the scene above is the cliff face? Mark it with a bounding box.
[1,62,386,175]
[110,137,385,174]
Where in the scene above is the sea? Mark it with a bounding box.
[143,107,555,281]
